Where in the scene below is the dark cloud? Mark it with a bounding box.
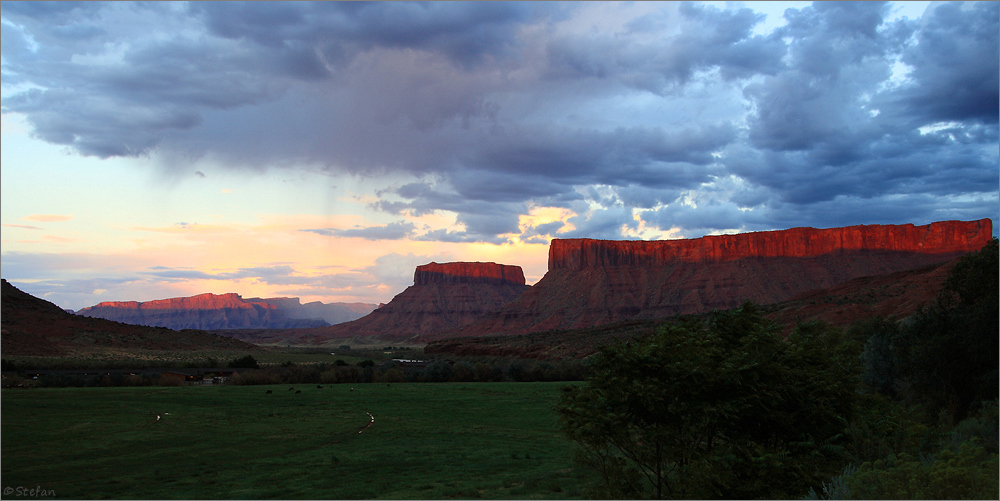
[891,1,999,124]
[2,1,996,241]
[544,2,784,89]
[734,0,998,223]
[193,2,536,69]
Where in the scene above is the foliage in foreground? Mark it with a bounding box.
[861,237,998,424]
[809,238,1000,500]
[556,303,861,499]
[811,400,999,500]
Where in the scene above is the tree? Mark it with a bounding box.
[556,303,861,499]
[858,318,902,396]
[423,360,453,382]
[227,355,260,369]
[890,238,998,423]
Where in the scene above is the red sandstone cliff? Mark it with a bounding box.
[414,262,526,286]
[302,262,530,343]
[455,219,993,336]
[76,293,376,330]
[549,219,993,269]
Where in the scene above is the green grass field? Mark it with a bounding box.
[1,382,591,499]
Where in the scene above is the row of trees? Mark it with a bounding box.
[6,355,590,388]
[227,357,589,386]
[556,238,998,499]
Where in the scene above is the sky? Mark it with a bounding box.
[2,1,997,311]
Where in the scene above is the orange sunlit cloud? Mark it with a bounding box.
[116,214,551,299]
[517,206,577,235]
[23,214,74,222]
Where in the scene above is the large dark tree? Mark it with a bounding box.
[556,303,861,499]
[892,238,999,423]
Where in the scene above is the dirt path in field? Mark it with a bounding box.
[358,411,374,434]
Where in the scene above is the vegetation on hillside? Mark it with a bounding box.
[557,239,999,499]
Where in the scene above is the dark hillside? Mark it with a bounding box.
[1,279,258,356]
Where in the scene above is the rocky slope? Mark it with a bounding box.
[295,262,530,344]
[425,252,972,359]
[1,279,258,357]
[75,293,377,330]
[454,219,993,337]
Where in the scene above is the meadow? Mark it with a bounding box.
[1,382,590,499]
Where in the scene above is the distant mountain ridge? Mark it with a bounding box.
[1,279,257,356]
[75,293,377,330]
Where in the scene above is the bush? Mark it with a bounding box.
[381,367,405,383]
[424,361,453,383]
[844,440,998,499]
[158,373,185,387]
[228,355,260,369]
[319,369,339,385]
[228,369,282,386]
[450,361,475,382]
[844,392,929,464]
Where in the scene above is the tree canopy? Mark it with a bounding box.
[556,303,861,499]
[861,237,998,423]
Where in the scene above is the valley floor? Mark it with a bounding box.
[1,382,589,499]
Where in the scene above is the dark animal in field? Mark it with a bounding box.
[350,387,354,391]
[288,387,294,391]
[295,390,301,394]
[265,390,272,394]
[316,385,323,389]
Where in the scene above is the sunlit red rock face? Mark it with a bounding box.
[457,219,993,336]
[84,293,267,311]
[414,262,526,286]
[549,219,994,269]
[305,262,530,343]
[76,293,376,330]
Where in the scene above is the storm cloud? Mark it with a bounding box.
[2,1,996,240]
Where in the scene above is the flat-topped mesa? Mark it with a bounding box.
[87,292,274,311]
[414,262,526,286]
[549,219,994,270]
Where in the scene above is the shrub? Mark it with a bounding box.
[158,373,185,387]
[228,369,282,386]
[424,361,453,383]
[228,355,260,369]
[450,361,475,382]
[845,440,999,499]
[319,369,339,385]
